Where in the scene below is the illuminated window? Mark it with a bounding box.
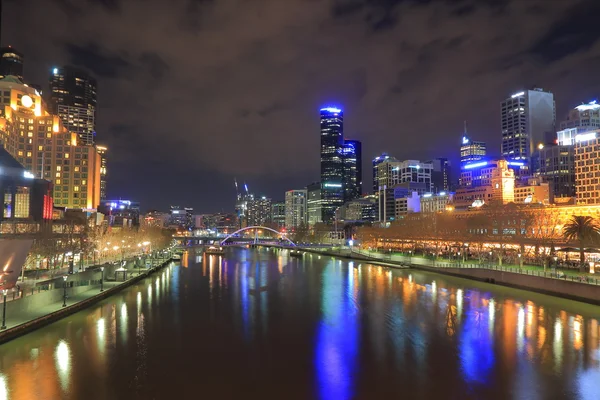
[65,153,69,159]
[55,172,60,178]
[74,166,79,172]
[38,145,43,151]
[3,191,12,218]
[46,132,51,138]
[27,131,33,137]
[26,151,32,157]
[17,151,23,156]
[73,186,80,192]
[55,179,61,184]
[14,187,30,218]
[56,166,61,171]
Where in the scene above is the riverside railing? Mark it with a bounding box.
[302,247,600,287]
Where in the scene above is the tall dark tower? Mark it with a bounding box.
[49,66,98,145]
[0,46,24,81]
[320,106,344,223]
[343,139,362,201]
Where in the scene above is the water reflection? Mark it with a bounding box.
[315,262,358,400]
[54,340,70,391]
[0,248,598,399]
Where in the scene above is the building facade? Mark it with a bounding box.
[377,159,433,192]
[534,144,575,199]
[271,202,286,229]
[285,190,307,229]
[96,145,107,200]
[460,135,486,167]
[49,66,98,145]
[320,107,344,223]
[429,157,451,193]
[168,206,194,230]
[420,192,453,213]
[0,76,102,209]
[246,196,272,226]
[306,182,322,226]
[395,192,420,218]
[501,88,555,165]
[372,153,395,194]
[575,130,600,205]
[343,139,362,201]
[513,179,551,205]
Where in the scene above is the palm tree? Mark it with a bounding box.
[562,216,600,271]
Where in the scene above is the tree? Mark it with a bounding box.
[563,215,600,271]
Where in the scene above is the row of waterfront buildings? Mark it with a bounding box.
[228,88,600,234]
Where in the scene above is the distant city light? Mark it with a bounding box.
[575,100,600,112]
[23,171,34,179]
[507,161,525,167]
[462,136,469,144]
[576,132,597,142]
[53,67,58,75]
[511,91,525,98]
[320,107,342,113]
[464,161,488,169]
[324,183,342,188]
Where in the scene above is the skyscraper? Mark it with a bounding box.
[285,190,307,229]
[96,145,108,200]
[428,157,451,193]
[501,88,555,165]
[343,139,362,201]
[460,135,486,167]
[306,182,322,226]
[0,47,24,81]
[0,76,102,209]
[49,66,98,145]
[247,196,272,226]
[372,153,395,194]
[320,106,344,223]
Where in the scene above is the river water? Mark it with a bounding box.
[0,247,599,399]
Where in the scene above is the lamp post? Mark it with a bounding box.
[1,289,7,330]
[62,275,68,307]
[100,266,104,292]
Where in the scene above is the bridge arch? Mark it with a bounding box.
[220,226,296,247]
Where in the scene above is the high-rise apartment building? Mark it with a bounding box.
[271,202,285,229]
[247,196,272,226]
[306,182,322,226]
[372,153,396,194]
[574,130,600,205]
[0,47,24,81]
[342,139,362,201]
[320,107,344,223]
[285,189,307,229]
[559,101,600,130]
[96,145,107,200]
[168,206,194,230]
[49,66,98,145]
[0,76,102,209]
[501,88,555,165]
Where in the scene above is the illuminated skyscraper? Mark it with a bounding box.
[49,66,97,145]
[285,189,307,229]
[320,107,344,223]
[501,88,555,164]
[460,135,486,166]
[372,153,395,194]
[0,76,102,209]
[96,145,107,200]
[343,139,362,201]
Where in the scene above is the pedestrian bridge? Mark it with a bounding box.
[220,226,296,247]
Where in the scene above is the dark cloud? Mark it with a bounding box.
[530,0,600,62]
[3,0,600,212]
[65,42,129,78]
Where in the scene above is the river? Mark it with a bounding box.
[0,247,599,399]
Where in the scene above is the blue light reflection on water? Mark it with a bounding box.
[459,292,495,385]
[315,262,358,400]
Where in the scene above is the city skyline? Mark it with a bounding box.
[2,0,600,213]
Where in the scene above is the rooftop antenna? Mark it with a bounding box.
[234,178,240,200]
[463,120,468,136]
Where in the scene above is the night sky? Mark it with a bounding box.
[3,0,600,213]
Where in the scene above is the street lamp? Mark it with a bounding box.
[62,275,68,307]
[518,253,523,269]
[1,289,7,330]
[100,266,104,292]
